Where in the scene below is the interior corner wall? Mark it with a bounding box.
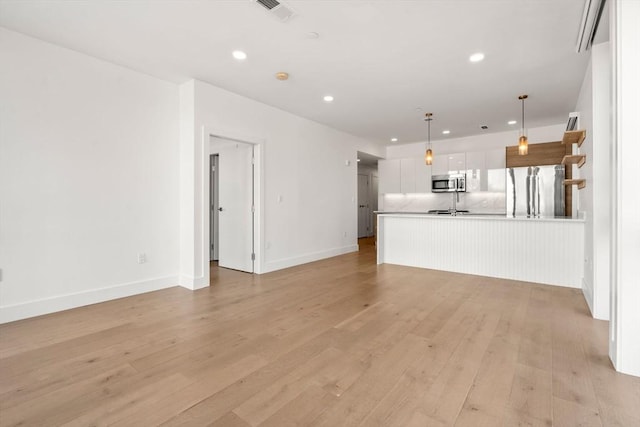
[592,42,612,321]
[575,57,596,316]
[0,29,180,323]
[183,79,380,274]
[178,81,203,289]
[576,41,612,321]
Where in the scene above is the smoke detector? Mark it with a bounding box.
[253,0,295,22]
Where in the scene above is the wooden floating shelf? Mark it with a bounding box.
[562,130,586,146]
[562,154,586,168]
[563,179,586,189]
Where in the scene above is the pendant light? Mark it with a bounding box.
[518,95,528,155]
[425,113,433,165]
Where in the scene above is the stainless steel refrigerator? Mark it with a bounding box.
[506,165,565,217]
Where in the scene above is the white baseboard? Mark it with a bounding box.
[0,276,179,324]
[582,277,595,318]
[262,244,358,274]
[179,275,209,290]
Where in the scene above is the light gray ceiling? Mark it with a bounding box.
[0,0,590,146]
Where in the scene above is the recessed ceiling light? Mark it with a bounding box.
[469,52,485,62]
[323,95,334,102]
[442,130,451,135]
[357,158,361,162]
[390,138,398,142]
[232,50,247,60]
[508,120,517,125]
[275,72,289,81]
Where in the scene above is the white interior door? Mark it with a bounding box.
[218,142,254,272]
[358,173,370,238]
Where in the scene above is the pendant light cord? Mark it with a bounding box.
[519,94,528,132]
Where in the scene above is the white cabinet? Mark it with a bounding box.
[447,153,466,173]
[400,158,416,193]
[380,158,431,194]
[431,154,447,176]
[414,158,431,192]
[378,159,401,193]
[464,149,505,192]
[485,148,506,169]
[485,148,506,192]
[432,152,466,176]
[379,150,497,195]
[465,151,485,192]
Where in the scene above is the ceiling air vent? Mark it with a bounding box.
[253,0,295,21]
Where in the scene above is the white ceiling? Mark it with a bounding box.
[0,0,590,146]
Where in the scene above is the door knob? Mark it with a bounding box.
[218,207,224,212]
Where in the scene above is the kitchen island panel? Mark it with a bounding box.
[377,214,584,288]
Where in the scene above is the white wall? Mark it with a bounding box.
[178,79,383,282]
[385,124,566,159]
[576,42,611,321]
[178,81,199,288]
[576,58,595,314]
[0,29,180,323]
[609,0,640,377]
[0,29,384,321]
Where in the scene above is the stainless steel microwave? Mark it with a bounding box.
[431,173,466,193]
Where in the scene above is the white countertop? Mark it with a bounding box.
[375,211,585,223]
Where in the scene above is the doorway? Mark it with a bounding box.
[209,137,255,273]
[357,151,380,239]
[209,154,219,261]
[357,173,371,238]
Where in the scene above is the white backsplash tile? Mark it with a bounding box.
[382,192,506,213]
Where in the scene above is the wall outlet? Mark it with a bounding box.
[137,253,147,264]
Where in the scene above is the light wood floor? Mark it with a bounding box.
[1,238,639,426]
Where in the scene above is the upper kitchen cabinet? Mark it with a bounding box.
[431,154,447,176]
[486,148,506,192]
[400,158,416,193]
[465,149,506,192]
[465,151,485,192]
[447,152,466,173]
[432,152,466,175]
[378,159,401,194]
[414,158,431,192]
[379,158,431,194]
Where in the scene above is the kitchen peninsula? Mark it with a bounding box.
[376,212,584,288]
[376,130,587,289]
